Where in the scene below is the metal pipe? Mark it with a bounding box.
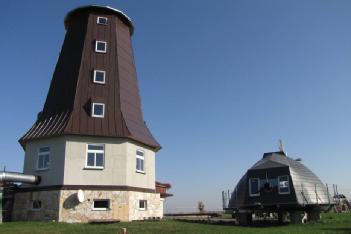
[0,171,41,185]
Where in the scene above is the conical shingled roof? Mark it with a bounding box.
[19,6,160,150]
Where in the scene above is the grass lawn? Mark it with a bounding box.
[0,213,350,234]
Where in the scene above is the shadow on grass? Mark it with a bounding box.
[173,219,289,227]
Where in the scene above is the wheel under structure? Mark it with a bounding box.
[306,208,321,222]
[236,212,252,226]
[290,211,306,224]
[278,211,289,224]
[233,207,322,225]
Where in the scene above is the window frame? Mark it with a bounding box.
[91,102,105,118]
[136,149,145,173]
[95,40,107,53]
[92,199,110,211]
[278,175,290,195]
[97,16,108,25]
[37,146,50,171]
[31,200,42,211]
[139,200,147,211]
[85,144,105,169]
[93,70,106,84]
[249,178,260,197]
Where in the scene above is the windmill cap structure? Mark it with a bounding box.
[19,4,160,150]
[250,152,328,202]
[64,5,134,35]
[228,151,332,211]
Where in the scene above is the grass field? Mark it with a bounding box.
[0,213,350,234]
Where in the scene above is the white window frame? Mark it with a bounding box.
[278,175,290,195]
[139,200,147,210]
[92,199,110,211]
[136,149,145,173]
[37,146,50,171]
[97,16,108,25]
[249,178,260,197]
[31,200,42,211]
[91,102,105,118]
[85,144,105,169]
[95,40,107,53]
[93,70,106,84]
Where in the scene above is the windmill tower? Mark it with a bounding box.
[13,5,170,222]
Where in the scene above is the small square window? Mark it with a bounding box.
[93,199,110,210]
[136,150,145,173]
[249,178,260,197]
[86,144,105,169]
[93,70,106,84]
[278,175,290,194]
[32,200,42,211]
[91,103,105,118]
[139,200,147,210]
[97,16,108,25]
[95,41,107,53]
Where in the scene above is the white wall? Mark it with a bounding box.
[63,136,156,189]
[23,137,66,186]
[125,142,156,189]
[23,136,156,189]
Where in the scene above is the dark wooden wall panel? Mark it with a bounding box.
[20,7,160,150]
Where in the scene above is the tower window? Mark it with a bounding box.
[139,200,147,210]
[86,144,104,169]
[37,146,50,170]
[278,175,290,194]
[97,16,108,25]
[32,200,42,211]
[136,150,145,173]
[93,70,106,84]
[95,41,107,53]
[249,178,260,197]
[93,199,110,210]
[91,103,105,118]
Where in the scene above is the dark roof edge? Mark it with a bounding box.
[64,5,134,35]
[156,181,172,188]
[19,133,161,152]
[263,151,286,158]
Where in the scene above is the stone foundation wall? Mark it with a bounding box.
[128,191,163,220]
[13,190,164,222]
[12,190,60,221]
[59,190,163,222]
[59,190,130,222]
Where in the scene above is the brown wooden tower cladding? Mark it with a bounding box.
[19,6,160,150]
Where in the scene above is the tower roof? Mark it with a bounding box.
[19,6,160,150]
[64,5,134,35]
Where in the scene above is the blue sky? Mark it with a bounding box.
[1,0,351,212]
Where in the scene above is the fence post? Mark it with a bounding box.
[0,187,3,224]
[326,184,330,205]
